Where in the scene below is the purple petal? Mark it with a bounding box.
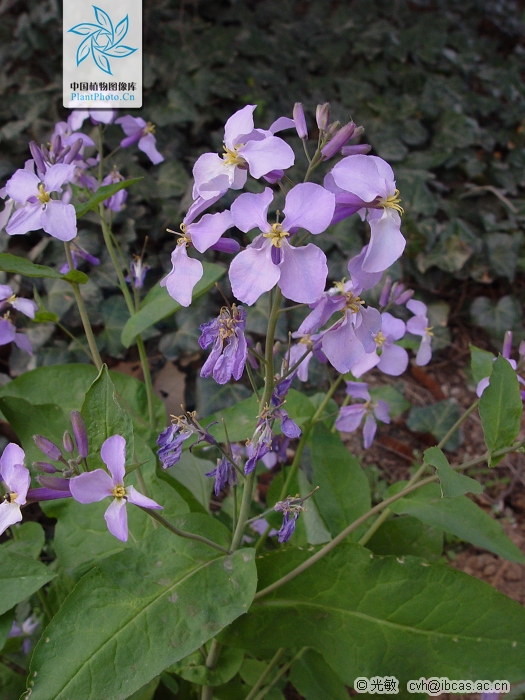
[0,443,25,484]
[90,108,117,125]
[13,332,33,355]
[240,136,295,179]
[415,335,432,366]
[355,307,382,353]
[373,400,391,424]
[351,350,380,378]
[212,336,239,384]
[5,170,39,203]
[278,241,328,304]
[210,237,240,254]
[0,318,16,345]
[193,153,234,200]
[347,245,383,294]
[121,132,142,149]
[230,187,273,233]
[406,315,427,337]
[115,115,145,136]
[3,463,30,505]
[160,243,204,307]
[200,337,223,378]
[69,469,114,503]
[476,376,490,397]
[335,405,366,433]
[104,498,128,541]
[184,193,225,226]
[292,103,308,139]
[296,295,342,335]
[281,183,335,234]
[280,414,301,439]
[224,105,256,149]
[322,313,365,373]
[381,312,406,340]
[125,485,162,510]
[0,502,22,535]
[345,382,371,400]
[43,164,76,193]
[407,299,428,317]
[362,210,405,273]
[270,116,296,134]
[138,134,164,165]
[6,203,43,236]
[229,237,280,305]
[11,298,37,319]
[330,155,392,201]
[68,110,89,131]
[101,434,126,485]
[188,210,233,253]
[41,201,77,241]
[362,413,377,448]
[377,343,409,376]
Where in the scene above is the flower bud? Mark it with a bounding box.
[316,102,331,131]
[70,411,88,458]
[33,461,57,474]
[293,103,308,140]
[210,238,241,254]
[51,134,62,156]
[63,430,75,454]
[321,122,356,160]
[379,276,392,308]
[341,144,372,156]
[33,435,62,461]
[37,475,71,491]
[503,331,513,360]
[64,138,83,164]
[29,142,46,174]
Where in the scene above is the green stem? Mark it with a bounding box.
[138,508,230,554]
[64,243,103,371]
[244,648,285,700]
[136,336,155,430]
[253,647,307,700]
[201,640,223,700]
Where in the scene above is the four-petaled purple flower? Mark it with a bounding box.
[229,183,335,305]
[0,443,30,536]
[273,492,312,543]
[157,411,217,469]
[335,382,390,449]
[0,284,37,319]
[351,312,408,378]
[70,435,162,542]
[0,317,32,355]
[199,305,248,384]
[205,456,237,497]
[5,163,77,241]
[115,116,164,165]
[102,168,128,212]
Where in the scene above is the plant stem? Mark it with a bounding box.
[201,640,223,700]
[244,648,285,700]
[136,336,156,430]
[64,242,103,371]
[252,647,307,700]
[138,508,230,554]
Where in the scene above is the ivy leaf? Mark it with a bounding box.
[424,446,483,498]
[74,178,142,218]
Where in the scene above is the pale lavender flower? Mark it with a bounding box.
[325,155,406,272]
[161,195,236,307]
[205,456,237,497]
[287,332,326,382]
[406,299,433,366]
[68,109,117,130]
[52,120,95,149]
[70,435,162,542]
[351,312,408,378]
[192,105,295,200]
[5,163,77,241]
[129,256,149,289]
[115,116,164,165]
[199,305,248,384]
[0,317,32,355]
[229,184,335,305]
[335,382,390,449]
[9,614,40,655]
[0,443,30,536]
[0,285,37,319]
[102,168,128,212]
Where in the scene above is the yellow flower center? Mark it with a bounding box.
[7,294,17,304]
[300,334,312,346]
[4,492,17,503]
[374,331,387,347]
[426,326,434,337]
[112,485,126,499]
[36,183,51,204]
[379,189,404,215]
[144,122,156,134]
[263,223,290,248]
[222,144,246,167]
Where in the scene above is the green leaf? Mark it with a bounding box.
[125,677,160,700]
[0,253,87,283]
[309,424,371,540]
[0,661,26,698]
[407,399,462,451]
[0,609,15,653]
[424,446,483,497]
[470,344,495,385]
[389,483,525,563]
[74,178,142,218]
[471,296,523,341]
[168,646,244,686]
[0,550,55,615]
[226,544,525,685]
[164,451,213,513]
[28,524,257,700]
[2,522,45,559]
[289,649,349,700]
[479,355,523,465]
[369,385,410,419]
[120,263,225,348]
[34,310,60,323]
[81,364,135,470]
[366,515,443,560]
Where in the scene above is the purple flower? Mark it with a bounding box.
[335,382,390,449]
[115,116,164,165]
[5,163,77,241]
[276,510,299,543]
[287,332,326,382]
[59,244,100,274]
[70,435,162,542]
[206,456,237,497]
[229,184,335,305]
[102,168,128,212]
[199,304,248,384]
[161,196,235,307]
[192,105,295,200]
[0,443,30,536]
[0,317,32,355]
[71,411,89,459]
[157,411,216,469]
[351,312,408,378]
[128,256,149,289]
[68,109,117,131]
[52,119,95,150]
[0,285,37,319]
[325,155,406,272]
[406,299,433,366]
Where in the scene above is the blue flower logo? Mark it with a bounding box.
[68,6,137,76]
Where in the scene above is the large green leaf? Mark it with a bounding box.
[167,646,244,686]
[424,446,483,498]
[0,609,15,653]
[366,515,443,560]
[226,544,525,685]
[81,364,135,470]
[164,451,213,513]
[0,549,54,615]
[0,253,87,284]
[28,523,257,700]
[389,483,525,563]
[120,263,225,348]
[0,662,25,699]
[289,649,349,700]
[479,355,523,465]
[469,343,494,385]
[308,424,371,539]
[2,522,45,560]
[74,178,143,218]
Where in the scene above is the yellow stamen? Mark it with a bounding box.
[4,492,18,503]
[222,144,245,167]
[6,294,17,304]
[144,122,156,134]
[344,292,365,314]
[112,485,126,499]
[374,331,387,347]
[379,189,404,215]
[263,223,290,248]
[36,183,50,204]
[299,334,312,347]
[426,326,434,337]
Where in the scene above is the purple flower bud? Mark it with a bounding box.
[316,102,331,131]
[353,125,365,138]
[33,461,57,474]
[33,435,62,461]
[26,486,72,502]
[340,144,372,156]
[51,134,62,156]
[37,475,71,491]
[64,138,83,164]
[209,238,241,255]
[70,411,88,458]
[293,103,308,139]
[63,430,74,454]
[321,122,357,160]
[29,142,46,174]
[326,121,340,138]
[503,331,513,360]
[262,169,284,184]
[379,276,392,307]
[395,288,414,305]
